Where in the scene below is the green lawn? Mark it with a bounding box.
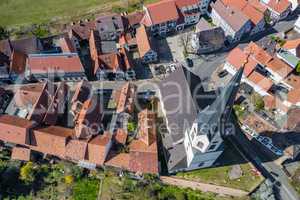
[0,0,160,28]
[176,146,264,192]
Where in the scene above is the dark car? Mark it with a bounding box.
[186,58,193,67]
[218,70,228,78]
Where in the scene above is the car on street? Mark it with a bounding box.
[186,58,193,67]
[218,70,228,78]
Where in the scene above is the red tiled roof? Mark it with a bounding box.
[124,11,145,27]
[247,71,273,92]
[105,151,130,169]
[145,0,179,25]
[59,36,76,53]
[138,109,156,146]
[244,42,273,65]
[226,47,257,76]
[32,126,74,158]
[97,53,121,73]
[11,146,31,161]
[174,0,199,8]
[287,89,300,104]
[65,138,88,161]
[87,133,112,165]
[0,115,36,145]
[10,50,27,75]
[136,25,152,58]
[283,38,300,50]
[129,151,158,174]
[27,53,84,74]
[221,0,247,10]
[115,82,136,113]
[284,73,300,89]
[248,0,268,13]
[266,57,292,78]
[266,0,291,14]
[114,129,128,145]
[70,21,96,41]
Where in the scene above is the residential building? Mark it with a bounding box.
[191,18,225,54]
[221,0,266,35]
[25,53,87,81]
[158,66,243,173]
[136,25,158,63]
[123,11,145,30]
[210,0,252,42]
[282,38,300,57]
[95,14,125,41]
[114,82,136,114]
[69,21,96,49]
[142,0,180,36]
[174,0,201,26]
[260,0,292,22]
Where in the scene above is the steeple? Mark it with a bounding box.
[197,67,244,137]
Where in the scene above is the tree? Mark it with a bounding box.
[251,93,265,111]
[20,162,35,183]
[64,175,74,185]
[31,24,50,38]
[127,122,137,133]
[0,26,9,40]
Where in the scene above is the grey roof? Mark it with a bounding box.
[159,66,244,173]
[95,14,124,36]
[100,41,117,54]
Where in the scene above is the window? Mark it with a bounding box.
[209,144,216,151]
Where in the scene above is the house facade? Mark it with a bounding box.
[211,1,252,43]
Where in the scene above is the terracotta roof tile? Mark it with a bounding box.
[97,53,121,73]
[87,133,112,165]
[65,138,88,161]
[136,25,153,58]
[244,42,273,65]
[145,0,179,25]
[226,47,257,76]
[284,73,300,89]
[266,57,292,78]
[59,36,76,53]
[105,151,130,169]
[10,50,27,75]
[124,11,145,27]
[70,21,96,41]
[27,53,85,74]
[31,126,74,158]
[266,0,291,14]
[114,129,128,145]
[287,89,300,104]
[138,109,156,146]
[11,146,31,161]
[129,151,158,174]
[247,71,273,92]
[283,38,300,50]
[174,0,199,8]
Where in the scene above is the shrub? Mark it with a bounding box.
[20,162,35,184]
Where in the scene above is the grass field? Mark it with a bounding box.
[0,0,119,27]
[176,146,264,192]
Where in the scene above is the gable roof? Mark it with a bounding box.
[174,0,199,8]
[10,50,27,75]
[70,21,96,41]
[136,25,153,58]
[266,0,291,14]
[211,0,250,32]
[247,71,273,91]
[27,53,85,74]
[145,0,179,25]
[283,38,300,50]
[11,146,31,161]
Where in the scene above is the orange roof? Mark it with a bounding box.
[136,25,152,58]
[282,38,300,50]
[247,71,273,92]
[97,53,121,73]
[266,0,291,14]
[114,129,128,145]
[145,0,179,25]
[87,133,112,165]
[0,114,36,129]
[242,4,265,25]
[266,57,292,78]
[221,0,247,10]
[244,42,273,65]
[129,151,158,174]
[27,53,84,74]
[10,50,27,75]
[65,139,88,161]
[263,95,289,113]
[174,0,199,8]
[105,151,130,169]
[70,21,96,40]
[248,0,268,13]
[226,47,257,76]
[288,89,300,104]
[59,36,76,53]
[284,73,300,89]
[11,146,31,161]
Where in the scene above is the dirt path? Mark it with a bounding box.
[160,176,249,197]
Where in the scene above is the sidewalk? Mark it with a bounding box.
[160,176,249,197]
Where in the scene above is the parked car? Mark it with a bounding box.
[218,70,228,78]
[186,58,193,67]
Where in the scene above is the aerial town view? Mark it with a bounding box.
[1,0,300,199]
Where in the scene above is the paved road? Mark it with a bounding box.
[160,176,249,197]
[229,126,299,200]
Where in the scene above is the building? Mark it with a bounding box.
[141,0,209,36]
[158,66,243,173]
[25,53,87,81]
[114,82,136,114]
[68,21,96,49]
[211,0,252,42]
[136,25,158,63]
[221,0,266,35]
[260,0,292,22]
[191,18,225,54]
[294,16,300,33]
[95,14,124,41]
